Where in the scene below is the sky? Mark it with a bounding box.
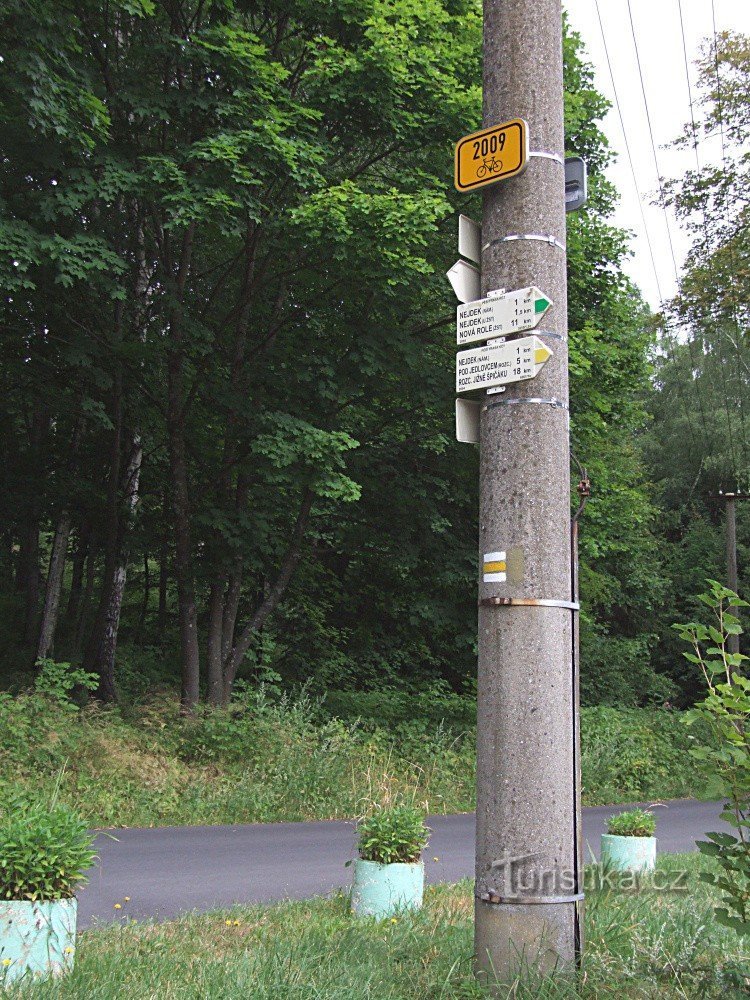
[563,0,750,310]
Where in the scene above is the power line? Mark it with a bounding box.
[627,0,741,476]
[625,0,682,288]
[593,0,664,302]
[710,1,727,162]
[676,0,701,174]
[594,0,707,455]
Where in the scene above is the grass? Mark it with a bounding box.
[3,855,749,998]
[0,683,709,829]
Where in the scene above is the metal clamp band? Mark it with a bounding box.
[483,233,566,253]
[533,329,566,341]
[483,396,568,412]
[496,329,565,344]
[478,891,585,906]
[479,597,580,610]
[529,150,565,166]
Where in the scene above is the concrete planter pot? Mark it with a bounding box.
[0,898,77,984]
[601,834,656,872]
[351,859,424,919]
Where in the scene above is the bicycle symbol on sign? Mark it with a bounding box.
[476,156,503,179]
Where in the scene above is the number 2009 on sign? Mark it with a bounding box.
[454,119,528,193]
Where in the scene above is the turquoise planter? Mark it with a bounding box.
[601,834,656,873]
[351,859,424,919]
[0,898,77,984]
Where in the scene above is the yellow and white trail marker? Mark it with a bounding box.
[483,551,507,583]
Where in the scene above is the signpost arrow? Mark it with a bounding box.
[456,286,552,346]
[447,259,481,304]
[456,335,552,394]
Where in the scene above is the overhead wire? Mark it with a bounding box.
[708,0,750,485]
[625,0,682,287]
[626,0,737,477]
[593,0,704,454]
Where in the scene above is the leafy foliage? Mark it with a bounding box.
[0,0,671,712]
[356,806,429,865]
[606,808,656,838]
[675,580,750,935]
[33,659,98,707]
[0,797,96,901]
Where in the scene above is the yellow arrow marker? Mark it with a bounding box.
[534,344,552,365]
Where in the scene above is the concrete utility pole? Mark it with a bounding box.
[474,0,582,984]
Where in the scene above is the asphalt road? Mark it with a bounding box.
[79,799,729,929]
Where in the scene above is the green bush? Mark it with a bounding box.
[33,658,98,707]
[674,580,750,936]
[0,797,96,900]
[606,808,656,837]
[356,806,429,865]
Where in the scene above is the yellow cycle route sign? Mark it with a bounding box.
[454,119,528,192]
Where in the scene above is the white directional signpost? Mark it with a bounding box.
[448,218,555,442]
[456,335,552,394]
[446,259,481,304]
[456,286,552,346]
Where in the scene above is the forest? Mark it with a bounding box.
[0,0,748,730]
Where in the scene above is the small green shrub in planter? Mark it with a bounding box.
[351,806,429,919]
[0,798,96,984]
[601,808,657,872]
[606,809,656,839]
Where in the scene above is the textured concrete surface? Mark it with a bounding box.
[77,799,730,929]
[477,0,576,978]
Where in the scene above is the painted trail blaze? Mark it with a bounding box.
[454,119,528,192]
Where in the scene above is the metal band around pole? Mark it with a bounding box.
[483,233,567,253]
[533,329,566,341]
[529,150,565,166]
[477,891,585,906]
[479,597,580,610]
[483,396,568,412]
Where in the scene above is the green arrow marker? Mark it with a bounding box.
[534,296,551,314]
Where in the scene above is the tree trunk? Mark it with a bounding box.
[19,403,49,646]
[166,221,200,711]
[76,533,98,651]
[206,580,225,706]
[35,510,72,663]
[96,434,143,701]
[35,419,82,663]
[82,304,124,688]
[221,561,243,666]
[138,550,150,631]
[21,520,40,647]
[66,521,91,624]
[222,489,314,704]
[158,535,168,633]
[168,372,201,709]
